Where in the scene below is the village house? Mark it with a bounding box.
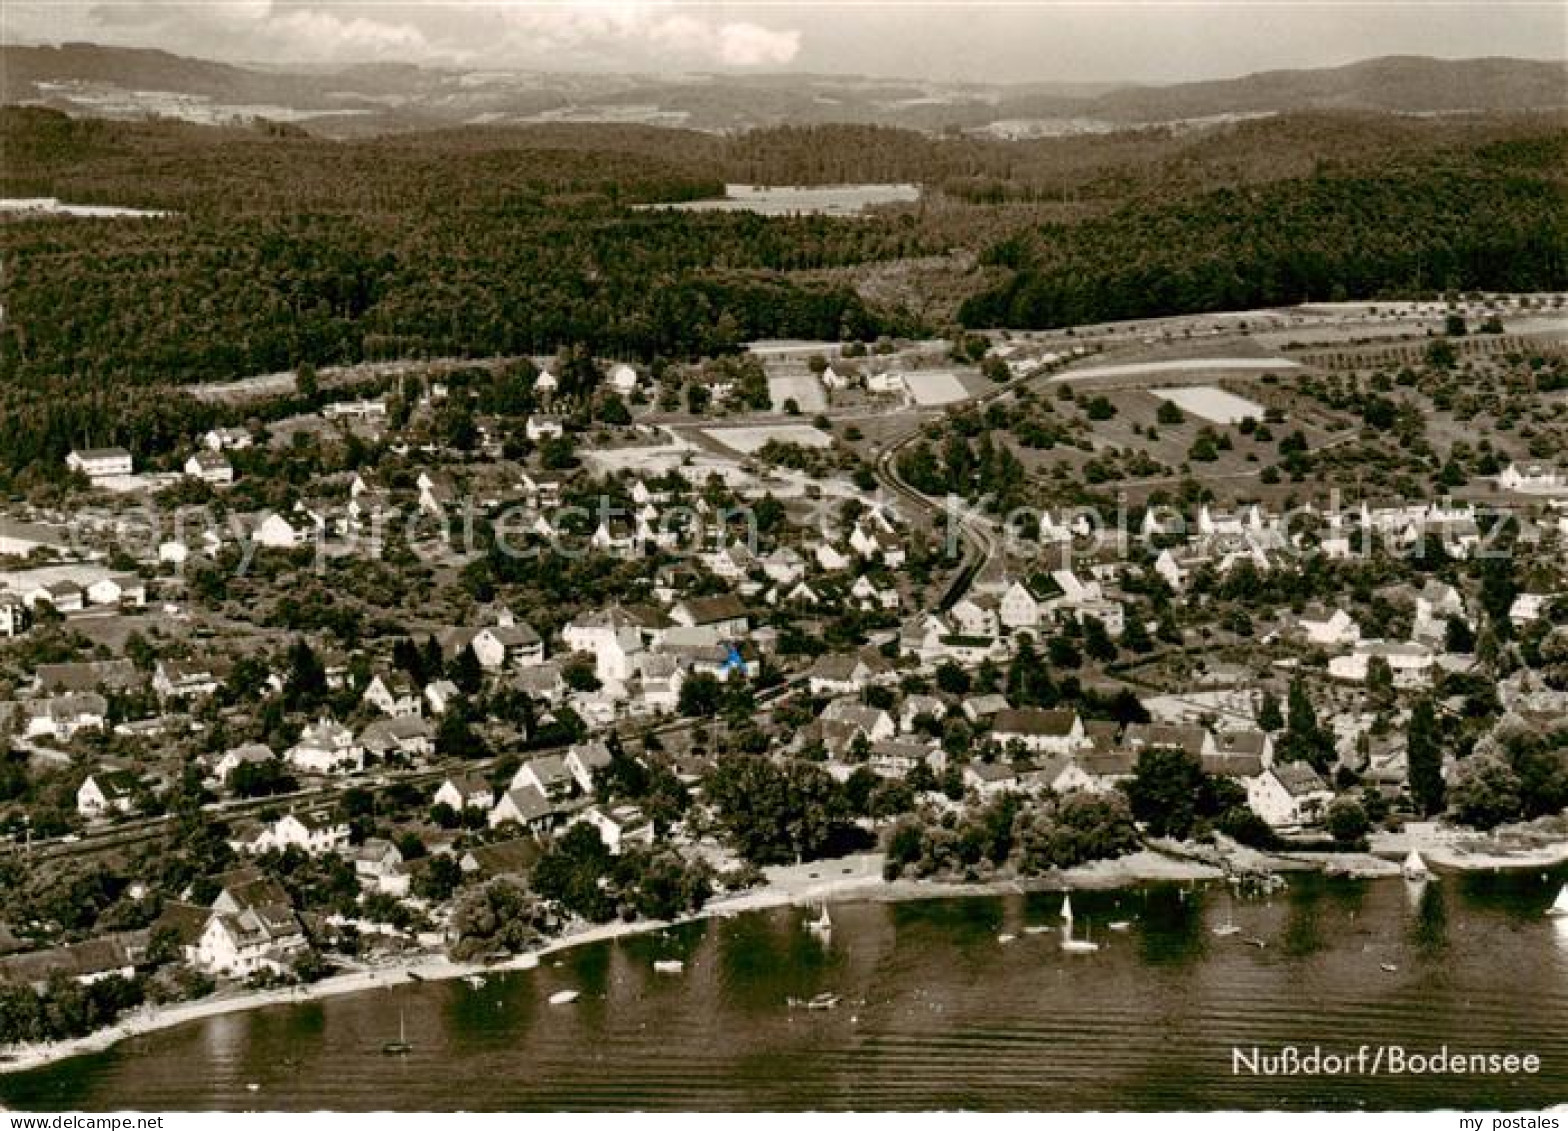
[425,678,462,715]
[1125,723,1217,760]
[0,517,68,558]
[77,769,140,818]
[359,715,435,761]
[0,935,143,992]
[363,672,423,717]
[258,811,350,855]
[572,804,654,855]
[1498,462,1563,492]
[153,658,228,701]
[0,592,27,638]
[473,623,546,670]
[525,414,565,441]
[1328,640,1436,686]
[807,649,894,695]
[286,717,364,775]
[564,741,614,793]
[488,784,555,834]
[202,426,253,452]
[194,878,307,979]
[1246,762,1335,828]
[350,838,409,896]
[1295,606,1362,649]
[990,708,1089,756]
[183,451,235,485]
[511,754,575,801]
[669,594,750,637]
[25,693,108,741]
[899,694,947,732]
[434,773,494,812]
[867,738,943,779]
[65,447,133,480]
[212,743,275,784]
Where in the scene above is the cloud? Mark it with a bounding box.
[12,1,801,72]
[80,1,434,65]
[489,2,801,70]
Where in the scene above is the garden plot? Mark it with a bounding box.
[767,374,827,414]
[702,424,834,454]
[1150,386,1266,425]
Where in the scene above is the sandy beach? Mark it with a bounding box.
[3,832,1561,1078]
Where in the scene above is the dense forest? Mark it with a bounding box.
[0,107,1563,478]
[960,134,1568,328]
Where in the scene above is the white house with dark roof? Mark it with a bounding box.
[66,447,133,480]
[434,773,494,812]
[363,672,422,717]
[183,451,234,485]
[990,708,1088,756]
[473,623,545,670]
[565,741,614,793]
[1246,762,1334,828]
[77,770,139,817]
[258,811,350,855]
[286,718,364,774]
[488,784,555,833]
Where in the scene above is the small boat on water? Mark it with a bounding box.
[548,989,580,1005]
[997,933,1016,944]
[1023,925,1052,935]
[1380,963,1399,973]
[1244,936,1268,949]
[653,959,685,974]
[807,905,833,935]
[1212,905,1242,938]
[464,974,486,989]
[1059,895,1100,954]
[1403,850,1431,882]
[1548,884,1568,918]
[381,1008,414,1056]
[787,992,841,1011]
[1108,920,1132,933]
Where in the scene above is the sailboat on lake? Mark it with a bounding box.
[381,1008,413,1056]
[1059,894,1100,954]
[1403,851,1431,883]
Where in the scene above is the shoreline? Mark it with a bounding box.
[3,837,1563,1080]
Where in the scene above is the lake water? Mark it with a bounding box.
[4,871,1566,1111]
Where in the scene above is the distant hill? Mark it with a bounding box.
[2,43,1563,136]
[1089,55,1568,122]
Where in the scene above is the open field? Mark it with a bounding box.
[702,423,834,455]
[766,374,827,414]
[1055,356,1302,382]
[903,370,972,406]
[650,182,921,217]
[1152,386,1266,425]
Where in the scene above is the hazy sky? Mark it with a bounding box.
[4,2,1563,84]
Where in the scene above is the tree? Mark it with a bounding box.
[1278,677,1333,771]
[296,362,319,400]
[1257,690,1284,733]
[704,756,851,865]
[1326,797,1370,847]
[1446,754,1522,830]
[1366,655,1396,710]
[1156,399,1185,425]
[412,854,463,902]
[1445,615,1476,654]
[1122,747,1206,839]
[678,673,722,718]
[1407,697,1446,816]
